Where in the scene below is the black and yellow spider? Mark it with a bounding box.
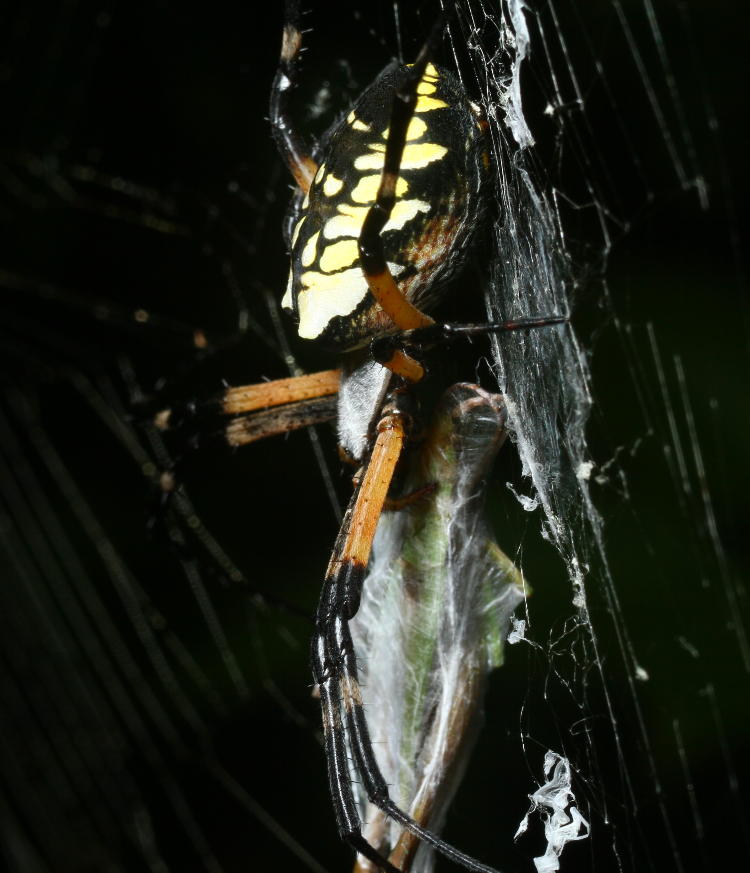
[160,4,562,871]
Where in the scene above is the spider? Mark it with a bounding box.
[159,3,563,871]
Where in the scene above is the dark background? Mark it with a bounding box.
[1,2,747,872]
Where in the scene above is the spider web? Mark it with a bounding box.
[0,2,747,873]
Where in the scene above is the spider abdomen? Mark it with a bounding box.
[282,61,488,350]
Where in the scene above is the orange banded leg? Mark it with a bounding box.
[222,369,340,416]
[151,370,339,499]
[350,470,436,512]
[148,371,340,590]
[154,368,340,440]
[325,406,407,602]
[312,408,407,872]
[371,347,426,384]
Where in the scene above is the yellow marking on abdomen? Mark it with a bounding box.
[381,199,431,230]
[319,238,359,273]
[415,95,448,112]
[297,260,406,339]
[322,205,369,240]
[297,267,370,338]
[351,173,407,204]
[355,141,447,171]
[352,119,370,131]
[291,217,305,247]
[347,110,371,132]
[281,267,294,310]
[322,199,430,240]
[322,173,344,197]
[382,116,427,143]
[300,230,320,267]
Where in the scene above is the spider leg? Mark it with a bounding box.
[369,315,568,377]
[154,368,340,445]
[333,613,501,873]
[313,627,402,873]
[391,316,568,350]
[221,369,341,446]
[223,394,337,447]
[312,404,407,871]
[221,369,340,416]
[312,400,502,873]
[150,370,339,517]
[270,0,318,193]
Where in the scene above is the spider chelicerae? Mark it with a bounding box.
[159,3,563,871]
